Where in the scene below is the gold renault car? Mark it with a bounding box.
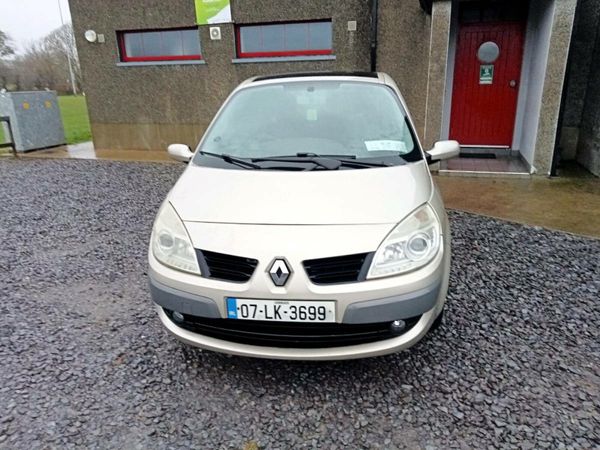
[148,72,459,360]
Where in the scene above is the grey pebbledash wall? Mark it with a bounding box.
[575,14,600,176]
[376,0,432,140]
[560,0,600,176]
[69,0,586,177]
[69,0,373,150]
[69,0,439,152]
[560,0,600,159]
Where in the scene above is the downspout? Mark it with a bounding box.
[550,49,571,177]
[370,0,379,72]
[419,0,433,15]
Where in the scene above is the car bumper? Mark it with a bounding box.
[155,301,442,360]
[148,245,450,360]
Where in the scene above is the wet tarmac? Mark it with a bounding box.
[435,163,600,238]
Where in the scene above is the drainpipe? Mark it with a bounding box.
[370,0,379,72]
[550,56,570,177]
[419,0,433,15]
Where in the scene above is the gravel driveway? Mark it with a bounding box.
[0,159,598,449]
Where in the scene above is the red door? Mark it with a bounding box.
[450,22,525,146]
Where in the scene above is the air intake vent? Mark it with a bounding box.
[196,249,258,283]
[165,309,421,348]
[303,252,373,285]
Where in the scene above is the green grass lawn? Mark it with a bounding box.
[0,95,91,148]
[0,119,9,153]
[58,95,92,144]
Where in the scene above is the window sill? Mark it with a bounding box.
[232,55,336,64]
[116,60,206,67]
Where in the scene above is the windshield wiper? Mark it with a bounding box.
[335,159,392,168]
[198,151,262,169]
[200,151,393,171]
[251,156,342,170]
[295,152,357,159]
[252,155,392,170]
[294,153,394,168]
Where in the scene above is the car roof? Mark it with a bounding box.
[238,71,391,90]
[253,71,380,82]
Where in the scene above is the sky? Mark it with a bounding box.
[0,0,72,54]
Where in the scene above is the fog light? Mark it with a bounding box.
[390,319,406,335]
[172,311,185,323]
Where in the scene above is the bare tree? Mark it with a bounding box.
[0,61,12,90]
[0,24,81,93]
[0,30,14,58]
[19,40,66,91]
[0,30,15,90]
[42,23,81,92]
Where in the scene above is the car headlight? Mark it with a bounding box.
[367,204,441,279]
[151,202,200,275]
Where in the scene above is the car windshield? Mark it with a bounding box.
[193,80,422,169]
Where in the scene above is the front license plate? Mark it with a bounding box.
[226,298,335,323]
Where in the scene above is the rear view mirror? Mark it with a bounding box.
[426,140,460,163]
[167,144,193,163]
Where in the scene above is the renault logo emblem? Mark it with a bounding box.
[268,258,291,287]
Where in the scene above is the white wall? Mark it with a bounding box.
[512,0,555,171]
[441,0,458,140]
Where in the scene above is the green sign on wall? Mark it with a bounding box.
[480,65,494,85]
[195,0,231,25]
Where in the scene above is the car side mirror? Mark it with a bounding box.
[167,144,193,163]
[426,140,460,163]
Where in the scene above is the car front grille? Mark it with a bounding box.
[194,250,374,285]
[303,252,374,285]
[164,309,420,348]
[196,249,258,283]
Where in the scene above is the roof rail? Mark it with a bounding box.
[253,71,379,82]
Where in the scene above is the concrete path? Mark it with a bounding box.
[435,164,600,238]
[16,141,172,162]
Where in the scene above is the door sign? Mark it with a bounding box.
[479,65,494,85]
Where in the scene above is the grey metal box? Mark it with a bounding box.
[0,91,66,152]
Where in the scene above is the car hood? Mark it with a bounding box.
[169,161,432,225]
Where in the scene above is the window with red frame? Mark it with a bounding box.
[118,28,202,62]
[236,20,333,58]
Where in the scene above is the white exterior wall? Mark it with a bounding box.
[512,0,555,171]
[441,0,458,140]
